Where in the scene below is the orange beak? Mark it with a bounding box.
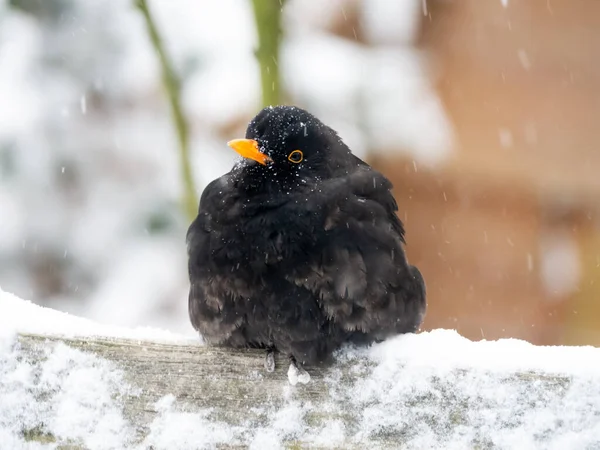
[227,139,272,166]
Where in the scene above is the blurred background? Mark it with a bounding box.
[1,0,599,346]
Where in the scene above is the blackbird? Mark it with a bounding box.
[187,105,426,383]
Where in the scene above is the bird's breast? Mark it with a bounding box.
[207,197,323,277]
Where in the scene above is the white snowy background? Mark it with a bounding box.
[0,0,452,335]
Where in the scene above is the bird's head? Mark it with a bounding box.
[228,105,349,185]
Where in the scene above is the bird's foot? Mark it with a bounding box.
[287,357,311,386]
[264,349,275,373]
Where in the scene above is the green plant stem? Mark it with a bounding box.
[135,0,198,221]
[250,0,284,107]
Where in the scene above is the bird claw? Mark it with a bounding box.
[264,350,275,373]
[287,360,311,385]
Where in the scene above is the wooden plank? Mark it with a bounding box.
[9,332,599,449]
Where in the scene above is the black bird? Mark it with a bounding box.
[186,105,426,383]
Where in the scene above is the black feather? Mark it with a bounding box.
[187,106,426,366]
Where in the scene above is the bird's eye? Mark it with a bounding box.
[288,149,303,163]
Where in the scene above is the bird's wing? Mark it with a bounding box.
[186,175,245,342]
[287,166,426,338]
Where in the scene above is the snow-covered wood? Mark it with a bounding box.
[2,289,600,449]
[4,331,600,450]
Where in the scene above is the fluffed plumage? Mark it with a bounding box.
[187,105,426,373]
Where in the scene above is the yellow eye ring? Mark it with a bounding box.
[288,149,303,163]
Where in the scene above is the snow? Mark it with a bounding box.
[362,48,454,166]
[287,362,311,385]
[0,339,133,450]
[360,0,421,45]
[518,48,532,71]
[0,11,42,141]
[142,395,238,450]
[0,286,194,344]
[539,230,581,299]
[2,288,600,449]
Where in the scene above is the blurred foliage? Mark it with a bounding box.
[250,0,285,107]
[135,0,198,222]
[9,0,72,22]
[0,143,16,178]
[132,0,286,222]
[144,203,180,235]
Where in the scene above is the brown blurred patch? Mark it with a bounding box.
[369,0,600,345]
